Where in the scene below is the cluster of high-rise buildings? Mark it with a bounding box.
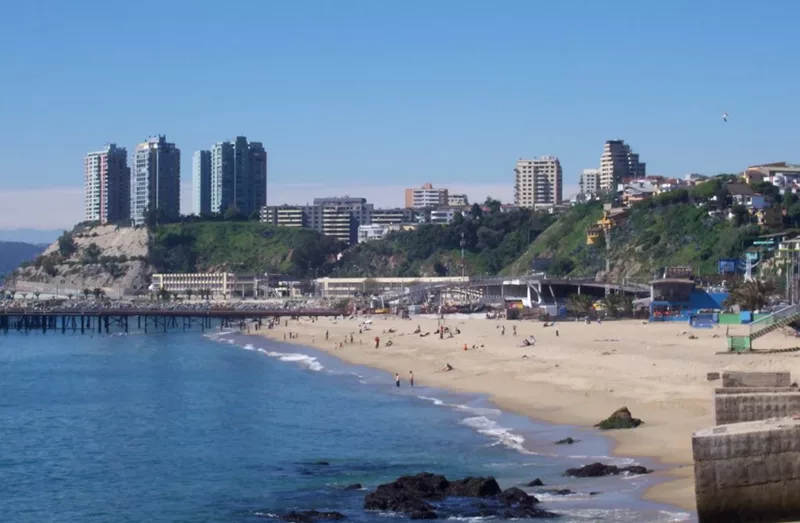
[84,135,267,226]
[512,139,646,209]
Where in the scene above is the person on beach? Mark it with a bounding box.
[512,325,517,336]
[501,325,505,336]
[375,336,380,348]
[409,371,414,387]
[395,373,400,388]
[325,330,329,341]
[350,333,354,344]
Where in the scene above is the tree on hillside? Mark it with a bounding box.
[566,294,594,316]
[82,288,91,299]
[185,288,194,301]
[723,280,776,312]
[83,242,102,263]
[223,204,247,221]
[470,203,483,220]
[92,287,104,299]
[57,232,77,257]
[33,290,40,300]
[730,205,751,227]
[484,198,502,214]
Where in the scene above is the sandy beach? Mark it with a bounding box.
[252,315,800,512]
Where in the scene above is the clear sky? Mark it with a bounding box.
[1,0,799,228]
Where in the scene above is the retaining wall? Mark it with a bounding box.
[715,387,797,395]
[694,418,800,522]
[714,392,800,425]
[721,371,791,388]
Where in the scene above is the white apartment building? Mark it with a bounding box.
[514,156,563,209]
[579,169,600,196]
[448,194,469,207]
[599,140,645,191]
[405,183,448,209]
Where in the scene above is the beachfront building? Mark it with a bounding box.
[131,135,181,226]
[514,156,563,209]
[84,144,131,224]
[315,276,468,299]
[448,194,469,207]
[151,272,236,299]
[599,140,645,191]
[405,183,449,209]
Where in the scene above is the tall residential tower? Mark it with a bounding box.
[84,143,130,224]
[193,150,211,215]
[514,156,563,209]
[599,140,645,191]
[131,135,181,226]
[206,136,267,217]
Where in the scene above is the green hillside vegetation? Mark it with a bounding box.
[150,222,345,276]
[502,178,768,280]
[339,204,555,277]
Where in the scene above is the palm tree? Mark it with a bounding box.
[20,292,28,300]
[566,294,595,316]
[723,280,776,312]
[185,288,194,301]
[33,290,41,300]
[67,293,74,300]
[92,287,103,299]
[7,290,16,300]
[602,294,625,317]
[83,288,91,299]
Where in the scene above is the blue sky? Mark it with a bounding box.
[1,0,799,228]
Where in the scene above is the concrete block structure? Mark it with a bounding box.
[693,418,800,522]
[714,391,800,425]
[721,371,791,388]
[715,387,797,395]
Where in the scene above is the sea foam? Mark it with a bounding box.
[460,415,533,455]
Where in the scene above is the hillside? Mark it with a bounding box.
[150,222,345,276]
[502,198,760,281]
[6,225,151,295]
[339,208,556,277]
[0,241,47,276]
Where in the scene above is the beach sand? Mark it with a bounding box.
[253,315,800,512]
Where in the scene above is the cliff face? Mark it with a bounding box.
[6,225,153,297]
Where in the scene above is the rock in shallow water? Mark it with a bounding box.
[526,478,545,487]
[554,437,578,445]
[363,472,555,519]
[344,483,362,490]
[564,462,652,478]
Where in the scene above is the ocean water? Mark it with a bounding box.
[0,328,695,522]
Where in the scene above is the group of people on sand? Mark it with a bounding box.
[395,371,414,388]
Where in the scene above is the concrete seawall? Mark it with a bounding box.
[694,418,800,523]
[714,392,800,425]
[721,372,791,388]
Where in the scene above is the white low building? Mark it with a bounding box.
[151,273,236,298]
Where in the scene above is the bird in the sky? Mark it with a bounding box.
[722,112,729,122]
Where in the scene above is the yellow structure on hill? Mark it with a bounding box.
[586,205,628,245]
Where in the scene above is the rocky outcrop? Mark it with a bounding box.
[593,407,643,430]
[363,473,556,520]
[564,462,651,478]
[526,478,545,487]
[344,483,362,490]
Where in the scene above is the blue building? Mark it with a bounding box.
[649,267,728,321]
[206,136,267,217]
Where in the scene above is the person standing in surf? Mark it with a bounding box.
[409,371,414,387]
[395,373,400,388]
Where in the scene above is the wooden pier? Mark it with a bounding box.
[0,309,340,335]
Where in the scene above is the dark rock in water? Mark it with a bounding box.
[589,491,601,496]
[542,489,573,496]
[526,478,545,487]
[594,407,643,430]
[564,462,652,478]
[344,483,362,490]
[498,487,538,506]
[409,509,438,520]
[315,461,330,466]
[277,510,347,521]
[445,476,502,498]
[364,472,555,520]
[554,437,578,445]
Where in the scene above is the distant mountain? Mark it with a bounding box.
[0,228,64,244]
[0,241,46,275]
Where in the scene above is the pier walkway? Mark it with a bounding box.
[0,308,340,334]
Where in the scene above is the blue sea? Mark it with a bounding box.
[0,328,695,522]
